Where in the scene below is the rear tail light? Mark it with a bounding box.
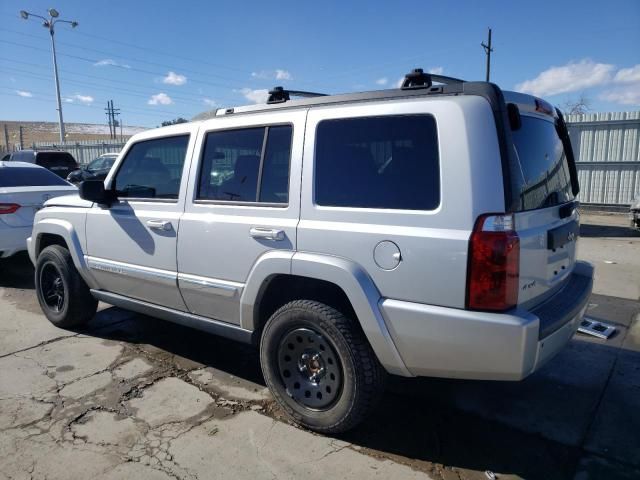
[0,203,20,214]
[466,214,520,311]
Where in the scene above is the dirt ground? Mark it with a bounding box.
[0,212,638,479]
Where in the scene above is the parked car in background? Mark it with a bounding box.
[631,194,640,231]
[0,161,76,258]
[5,150,78,179]
[66,153,118,184]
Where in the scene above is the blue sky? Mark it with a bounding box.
[1,0,639,127]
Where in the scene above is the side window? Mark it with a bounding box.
[315,115,440,210]
[198,125,292,204]
[114,135,189,200]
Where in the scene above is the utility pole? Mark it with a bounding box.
[104,100,121,140]
[111,100,120,140]
[20,9,78,144]
[481,27,493,82]
[105,101,113,138]
[3,124,9,152]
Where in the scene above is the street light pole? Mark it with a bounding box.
[48,24,65,143]
[20,9,78,144]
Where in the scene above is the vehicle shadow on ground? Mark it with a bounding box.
[4,255,637,479]
[83,305,639,480]
[580,223,639,238]
[0,252,35,289]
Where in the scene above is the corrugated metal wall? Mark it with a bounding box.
[566,111,640,205]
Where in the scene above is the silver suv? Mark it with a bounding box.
[29,70,593,433]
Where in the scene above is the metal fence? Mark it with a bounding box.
[22,139,127,165]
[566,111,640,205]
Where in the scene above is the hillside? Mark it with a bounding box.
[1,120,147,150]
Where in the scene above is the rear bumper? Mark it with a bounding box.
[380,261,594,380]
[0,225,31,258]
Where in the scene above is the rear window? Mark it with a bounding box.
[35,152,77,167]
[0,167,70,187]
[511,116,575,210]
[315,115,440,210]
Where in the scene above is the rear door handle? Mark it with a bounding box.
[249,227,285,241]
[146,219,172,231]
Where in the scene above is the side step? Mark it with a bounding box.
[577,317,616,339]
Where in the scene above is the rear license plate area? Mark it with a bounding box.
[547,221,578,250]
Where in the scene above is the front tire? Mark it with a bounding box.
[260,300,385,433]
[35,245,97,328]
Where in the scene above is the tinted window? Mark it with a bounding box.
[0,167,70,187]
[315,115,440,210]
[198,125,292,204]
[511,116,575,210]
[11,151,35,163]
[36,152,77,168]
[260,126,292,203]
[114,135,189,199]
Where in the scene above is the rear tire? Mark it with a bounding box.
[35,245,97,328]
[260,300,385,433]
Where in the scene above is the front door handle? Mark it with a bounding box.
[249,227,285,241]
[146,219,172,231]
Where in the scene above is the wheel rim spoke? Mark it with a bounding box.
[39,263,65,313]
[277,327,343,410]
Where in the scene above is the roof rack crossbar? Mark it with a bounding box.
[400,68,465,90]
[267,86,327,104]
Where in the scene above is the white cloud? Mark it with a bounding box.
[163,71,187,86]
[395,77,405,88]
[239,88,269,104]
[613,65,640,84]
[63,94,94,104]
[251,69,292,81]
[515,59,614,97]
[428,66,444,75]
[93,58,131,69]
[275,69,292,81]
[203,98,216,107]
[600,84,640,106]
[16,90,33,97]
[148,93,173,105]
[375,77,388,86]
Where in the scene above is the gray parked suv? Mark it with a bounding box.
[29,70,593,433]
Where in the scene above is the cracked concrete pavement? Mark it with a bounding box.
[0,310,431,480]
[1,212,639,479]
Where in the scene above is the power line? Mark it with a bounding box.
[0,57,234,104]
[0,28,250,85]
[0,39,240,91]
[0,87,184,120]
[2,65,228,108]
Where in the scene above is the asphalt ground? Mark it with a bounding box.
[0,212,638,479]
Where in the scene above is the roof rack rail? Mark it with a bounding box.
[267,86,327,104]
[400,68,465,90]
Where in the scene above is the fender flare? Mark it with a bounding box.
[240,250,411,377]
[30,218,99,289]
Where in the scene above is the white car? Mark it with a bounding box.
[0,161,77,258]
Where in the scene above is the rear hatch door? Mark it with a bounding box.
[508,106,580,308]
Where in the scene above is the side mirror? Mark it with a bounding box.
[79,180,114,206]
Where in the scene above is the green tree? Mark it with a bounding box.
[160,117,188,127]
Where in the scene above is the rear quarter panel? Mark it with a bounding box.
[299,96,505,308]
